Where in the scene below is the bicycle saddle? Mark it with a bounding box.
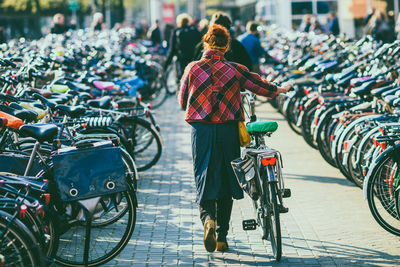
[247,121,278,134]
[337,73,357,87]
[370,85,395,97]
[350,76,372,87]
[0,111,23,129]
[26,87,52,98]
[56,105,86,118]
[93,81,115,91]
[381,87,400,98]
[78,92,92,102]
[385,95,398,106]
[66,81,91,92]
[33,93,58,109]
[0,105,38,122]
[51,84,70,94]
[19,124,58,143]
[19,102,47,120]
[87,96,112,109]
[0,93,18,103]
[116,99,138,109]
[392,98,400,107]
[352,80,387,96]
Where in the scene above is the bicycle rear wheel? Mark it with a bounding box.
[267,182,282,261]
[54,189,137,266]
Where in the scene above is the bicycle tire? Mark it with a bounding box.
[165,64,178,95]
[301,104,318,149]
[347,137,364,187]
[118,116,163,171]
[366,150,400,236]
[0,210,44,267]
[267,182,282,261]
[54,189,137,266]
[90,149,137,227]
[316,114,337,167]
[285,96,302,135]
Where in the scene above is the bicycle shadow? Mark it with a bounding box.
[285,172,356,187]
[210,236,400,266]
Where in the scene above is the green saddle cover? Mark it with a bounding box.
[246,121,278,134]
[51,84,70,93]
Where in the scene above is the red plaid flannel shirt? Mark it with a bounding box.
[178,50,278,123]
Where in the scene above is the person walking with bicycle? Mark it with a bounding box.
[178,24,291,253]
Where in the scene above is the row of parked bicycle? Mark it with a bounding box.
[261,29,400,237]
[0,30,169,266]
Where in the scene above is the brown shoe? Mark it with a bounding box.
[203,219,216,252]
[216,241,228,252]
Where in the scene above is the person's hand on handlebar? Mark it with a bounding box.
[276,82,293,94]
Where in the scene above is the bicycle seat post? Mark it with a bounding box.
[249,93,257,122]
[24,140,40,176]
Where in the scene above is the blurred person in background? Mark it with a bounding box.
[164,13,201,79]
[0,27,6,44]
[310,18,326,34]
[92,12,105,31]
[199,18,209,37]
[50,13,68,34]
[234,21,244,37]
[192,12,252,70]
[371,11,395,43]
[327,12,340,36]
[395,13,400,39]
[136,20,149,39]
[299,14,312,32]
[163,23,175,48]
[238,21,264,73]
[147,19,162,46]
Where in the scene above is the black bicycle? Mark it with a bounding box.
[232,91,291,261]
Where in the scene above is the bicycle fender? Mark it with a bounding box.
[363,145,396,199]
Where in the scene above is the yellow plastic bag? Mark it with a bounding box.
[238,121,252,147]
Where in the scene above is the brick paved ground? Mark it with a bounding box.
[105,96,400,266]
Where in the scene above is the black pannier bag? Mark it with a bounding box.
[52,142,127,202]
[231,155,259,200]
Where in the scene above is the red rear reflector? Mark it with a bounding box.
[372,138,378,147]
[42,193,51,204]
[330,135,335,141]
[344,141,349,151]
[318,97,323,104]
[362,169,367,176]
[261,157,276,166]
[379,141,387,150]
[19,204,27,219]
[315,117,319,126]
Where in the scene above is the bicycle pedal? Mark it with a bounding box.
[282,188,291,198]
[279,205,289,213]
[242,219,257,230]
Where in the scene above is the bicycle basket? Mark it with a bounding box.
[52,143,127,202]
[231,155,259,200]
